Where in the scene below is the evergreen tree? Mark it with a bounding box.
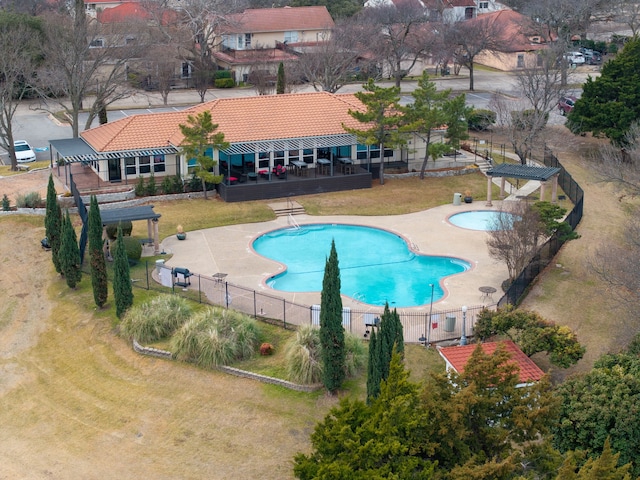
[556,438,634,480]
[88,195,107,308]
[568,37,640,145]
[366,327,381,401]
[343,79,406,185]
[319,240,345,394]
[59,210,82,288]
[276,61,286,94]
[113,224,133,318]
[378,303,394,381]
[44,173,63,274]
[179,110,229,199]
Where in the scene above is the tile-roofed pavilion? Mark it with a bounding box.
[438,340,545,386]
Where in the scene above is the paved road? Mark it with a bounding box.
[0,66,598,165]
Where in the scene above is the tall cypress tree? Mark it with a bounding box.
[44,174,63,273]
[113,224,134,318]
[59,210,82,288]
[276,61,286,94]
[366,328,381,401]
[391,308,404,357]
[378,303,394,382]
[319,240,345,395]
[88,195,108,308]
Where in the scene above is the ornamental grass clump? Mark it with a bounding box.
[120,294,192,343]
[171,307,259,368]
[284,326,366,385]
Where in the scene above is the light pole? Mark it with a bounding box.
[460,305,468,345]
[425,284,435,347]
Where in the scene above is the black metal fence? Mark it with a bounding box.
[497,148,584,307]
[131,261,485,345]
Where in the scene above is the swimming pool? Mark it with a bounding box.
[252,224,470,307]
[448,210,518,231]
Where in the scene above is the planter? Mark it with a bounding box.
[464,196,473,203]
[176,233,187,240]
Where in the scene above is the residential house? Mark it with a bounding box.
[473,9,554,71]
[438,340,545,387]
[85,0,131,17]
[50,92,443,201]
[213,6,335,84]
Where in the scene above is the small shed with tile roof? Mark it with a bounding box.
[438,340,545,387]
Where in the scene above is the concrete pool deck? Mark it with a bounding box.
[159,200,510,313]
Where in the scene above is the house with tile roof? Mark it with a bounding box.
[438,340,545,387]
[51,91,442,202]
[213,6,335,84]
[473,9,555,71]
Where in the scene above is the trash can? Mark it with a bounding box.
[444,314,456,332]
[155,259,165,274]
[453,193,462,206]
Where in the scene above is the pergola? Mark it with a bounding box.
[101,205,162,255]
[485,163,561,206]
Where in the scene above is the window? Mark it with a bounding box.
[182,62,191,79]
[125,37,136,45]
[139,155,151,174]
[479,1,489,8]
[274,150,285,167]
[89,38,104,48]
[125,157,136,176]
[517,54,524,68]
[258,152,270,169]
[284,31,298,43]
[288,149,299,162]
[244,33,251,48]
[153,154,165,173]
[303,149,314,164]
[357,144,369,160]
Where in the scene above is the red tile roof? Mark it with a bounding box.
[97,2,149,22]
[438,340,545,384]
[223,6,334,34]
[81,92,368,152]
[478,9,552,52]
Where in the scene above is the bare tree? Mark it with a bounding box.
[610,0,640,36]
[178,0,241,103]
[0,15,42,170]
[515,50,568,114]
[445,15,501,91]
[486,201,545,282]
[36,0,148,136]
[360,1,432,87]
[292,19,370,93]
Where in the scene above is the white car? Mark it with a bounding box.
[14,140,36,163]
[564,52,586,65]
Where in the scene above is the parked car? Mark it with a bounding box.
[13,140,36,163]
[563,52,586,65]
[558,96,578,115]
[585,51,603,65]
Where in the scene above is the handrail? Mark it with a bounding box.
[288,213,300,229]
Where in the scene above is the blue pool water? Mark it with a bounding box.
[449,210,518,231]
[252,224,470,307]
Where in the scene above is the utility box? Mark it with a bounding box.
[155,259,165,274]
[453,193,462,206]
[444,314,456,332]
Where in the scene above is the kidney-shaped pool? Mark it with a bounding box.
[252,224,470,307]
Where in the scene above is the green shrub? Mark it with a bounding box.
[15,191,43,208]
[215,70,232,79]
[2,194,10,211]
[106,221,133,239]
[161,176,173,195]
[214,78,235,88]
[135,176,145,196]
[468,109,497,131]
[120,295,192,343]
[112,235,142,260]
[284,326,366,384]
[186,174,201,192]
[172,175,184,194]
[145,173,157,196]
[171,307,260,367]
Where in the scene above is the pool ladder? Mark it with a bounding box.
[288,213,300,230]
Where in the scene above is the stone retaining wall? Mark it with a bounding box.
[132,339,322,392]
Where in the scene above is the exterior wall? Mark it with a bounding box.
[224,29,327,50]
[94,154,180,183]
[475,49,543,71]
